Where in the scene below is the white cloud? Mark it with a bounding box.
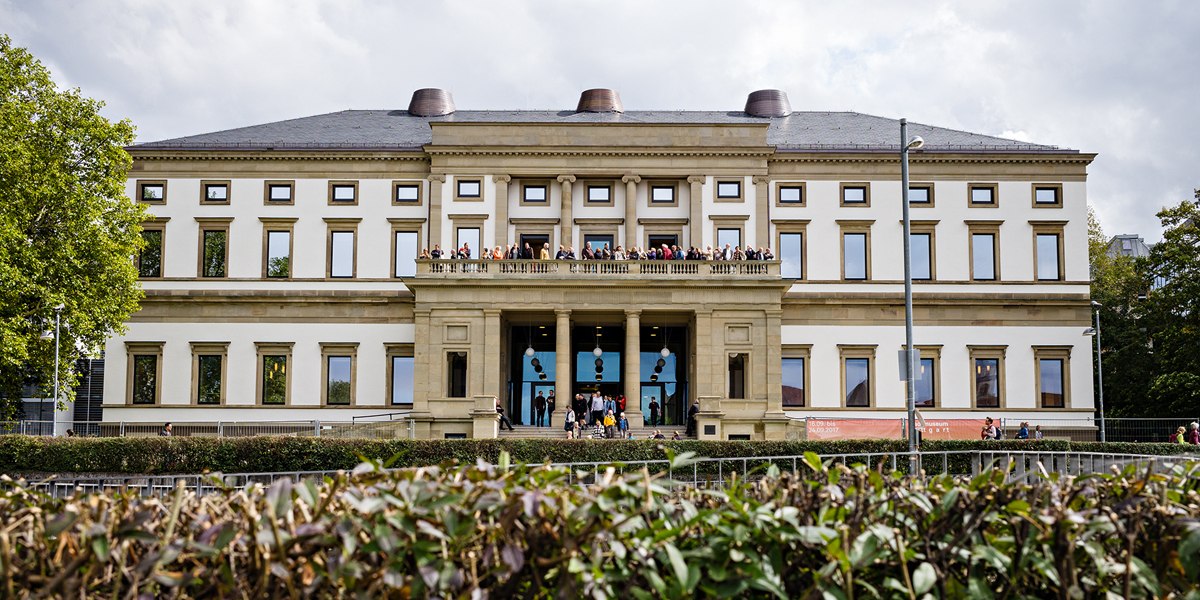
[1,0,1196,240]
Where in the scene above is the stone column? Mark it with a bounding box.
[754,175,770,249]
[624,309,643,428]
[688,175,706,248]
[557,175,576,249]
[622,174,641,249]
[427,174,446,252]
[493,175,511,248]
[555,309,572,413]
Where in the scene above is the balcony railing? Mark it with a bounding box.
[415,259,780,278]
[417,256,782,277]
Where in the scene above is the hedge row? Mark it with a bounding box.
[1,435,1195,475]
[4,454,1200,597]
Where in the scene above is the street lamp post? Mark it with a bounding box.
[1092,301,1106,442]
[900,119,924,455]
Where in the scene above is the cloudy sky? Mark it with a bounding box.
[3,0,1196,240]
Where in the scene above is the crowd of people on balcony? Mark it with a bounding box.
[419,242,775,261]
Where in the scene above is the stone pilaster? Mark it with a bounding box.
[493,175,511,248]
[427,174,446,250]
[624,309,643,428]
[688,175,706,248]
[555,309,572,411]
[557,175,576,248]
[754,175,770,249]
[622,174,641,248]
[483,309,501,400]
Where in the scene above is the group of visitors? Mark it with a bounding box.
[1171,422,1200,444]
[419,242,775,262]
[980,417,1043,440]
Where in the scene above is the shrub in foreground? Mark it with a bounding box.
[3,453,1200,597]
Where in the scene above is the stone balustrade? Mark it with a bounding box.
[415,259,780,278]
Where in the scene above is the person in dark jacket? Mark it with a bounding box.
[686,402,700,436]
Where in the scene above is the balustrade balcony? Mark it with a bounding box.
[415,259,780,279]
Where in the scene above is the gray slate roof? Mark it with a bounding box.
[130,110,1073,153]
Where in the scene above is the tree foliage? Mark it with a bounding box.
[0,36,145,418]
[1091,193,1200,419]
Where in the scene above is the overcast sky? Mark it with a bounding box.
[3,0,1196,240]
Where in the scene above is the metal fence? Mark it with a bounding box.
[9,449,1195,499]
[0,418,416,440]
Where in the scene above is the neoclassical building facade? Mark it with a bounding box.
[103,89,1097,439]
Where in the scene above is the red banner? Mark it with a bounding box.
[915,418,988,440]
[806,418,902,440]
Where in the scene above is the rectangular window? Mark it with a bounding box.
[456,179,481,199]
[586,185,611,204]
[1033,184,1063,208]
[330,230,355,278]
[138,181,166,204]
[716,180,742,200]
[908,184,933,205]
[843,232,868,280]
[523,184,548,203]
[196,355,222,405]
[266,230,291,278]
[325,355,353,405]
[329,182,358,204]
[974,359,1000,408]
[969,184,997,206]
[841,183,870,206]
[202,181,229,204]
[201,229,227,278]
[261,355,288,405]
[651,185,675,203]
[131,355,158,405]
[717,228,741,251]
[915,358,936,407]
[394,230,419,277]
[138,229,163,278]
[910,232,932,280]
[780,232,804,279]
[971,233,997,281]
[265,181,294,204]
[447,352,468,398]
[1039,358,1065,408]
[1036,233,1062,280]
[456,227,480,259]
[778,184,804,205]
[393,182,421,204]
[728,353,746,399]
[782,356,806,407]
[389,347,415,407]
[844,358,870,407]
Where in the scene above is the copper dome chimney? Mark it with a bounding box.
[407,88,456,117]
[744,89,791,118]
[576,88,624,113]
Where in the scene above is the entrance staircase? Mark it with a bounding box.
[499,424,691,440]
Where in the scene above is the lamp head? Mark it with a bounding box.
[1083,327,1097,336]
[1091,301,1102,308]
[906,136,925,150]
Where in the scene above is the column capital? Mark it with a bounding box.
[482,308,502,317]
[428,174,446,183]
[753,175,771,185]
[621,174,641,184]
[624,308,642,318]
[557,175,577,184]
[493,174,511,184]
[687,175,706,184]
[555,308,572,318]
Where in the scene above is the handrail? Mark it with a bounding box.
[415,259,781,278]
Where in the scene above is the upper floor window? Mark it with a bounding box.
[1033,184,1063,208]
[1036,232,1063,280]
[201,181,230,204]
[265,230,291,278]
[840,183,870,207]
[523,184,548,204]
[137,228,163,278]
[264,180,294,204]
[198,224,229,278]
[456,179,482,199]
[650,184,676,204]
[586,184,612,205]
[393,182,422,205]
[779,231,804,279]
[968,222,1001,281]
[716,180,742,201]
[137,181,166,204]
[777,183,805,205]
[910,232,932,280]
[908,184,933,206]
[840,223,872,280]
[330,231,355,278]
[328,181,358,205]
[969,183,998,207]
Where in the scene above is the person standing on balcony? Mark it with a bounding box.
[555,245,568,259]
[539,245,549,260]
[430,245,442,259]
[534,391,547,427]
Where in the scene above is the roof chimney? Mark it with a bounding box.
[576,88,624,113]
[744,89,791,118]
[408,88,456,117]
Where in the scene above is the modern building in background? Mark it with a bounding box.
[103,89,1097,439]
[1107,234,1152,259]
